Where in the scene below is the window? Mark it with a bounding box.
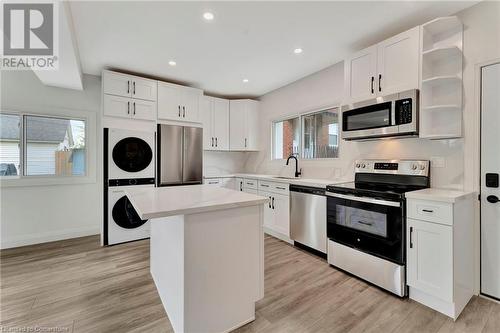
[272,117,300,159]
[271,107,339,160]
[302,109,339,159]
[0,113,86,178]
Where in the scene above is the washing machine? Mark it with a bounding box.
[103,128,155,245]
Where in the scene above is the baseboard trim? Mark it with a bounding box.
[1,226,100,249]
[263,227,293,244]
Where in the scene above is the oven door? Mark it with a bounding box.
[326,192,404,264]
[342,101,398,140]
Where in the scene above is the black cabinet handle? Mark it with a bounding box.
[211,138,214,147]
[127,81,130,94]
[133,102,136,115]
[276,186,286,190]
[487,195,500,203]
[215,137,218,147]
[422,209,434,213]
[240,181,243,191]
[371,76,374,94]
[272,197,275,209]
[183,106,186,118]
[268,197,271,208]
[127,101,130,114]
[178,106,181,117]
[378,74,382,92]
[261,184,269,187]
[409,227,413,248]
[133,81,136,95]
[245,138,247,148]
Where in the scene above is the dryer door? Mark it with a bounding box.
[112,137,153,173]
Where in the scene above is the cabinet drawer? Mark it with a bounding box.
[243,179,258,189]
[204,178,221,186]
[407,199,453,226]
[258,181,289,195]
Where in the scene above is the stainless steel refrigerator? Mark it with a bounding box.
[157,124,203,186]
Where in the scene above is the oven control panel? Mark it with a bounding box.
[355,159,429,176]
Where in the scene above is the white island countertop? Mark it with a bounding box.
[125,185,269,220]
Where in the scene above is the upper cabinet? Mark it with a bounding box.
[229,99,260,151]
[102,71,157,121]
[202,96,230,151]
[103,71,157,102]
[344,26,420,103]
[157,82,203,123]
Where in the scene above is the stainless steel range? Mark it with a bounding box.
[326,159,430,297]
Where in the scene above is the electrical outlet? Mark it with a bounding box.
[431,157,445,168]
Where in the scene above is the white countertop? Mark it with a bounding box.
[125,185,269,220]
[204,173,351,189]
[405,188,476,203]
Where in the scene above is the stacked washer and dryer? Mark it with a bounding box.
[103,128,155,245]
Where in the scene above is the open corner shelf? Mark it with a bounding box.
[421,75,461,87]
[419,16,463,140]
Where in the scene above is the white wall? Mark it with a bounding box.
[1,70,102,249]
[245,61,464,188]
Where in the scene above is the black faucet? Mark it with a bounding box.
[286,155,301,178]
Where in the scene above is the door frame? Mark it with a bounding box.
[477,59,500,301]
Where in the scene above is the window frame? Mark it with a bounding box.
[271,105,340,161]
[0,107,96,187]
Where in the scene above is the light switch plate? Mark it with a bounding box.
[431,156,445,168]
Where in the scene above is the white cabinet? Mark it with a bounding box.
[103,94,156,121]
[202,96,230,151]
[103,71,157,101]
[407,218,453,301]
[102,71,157,121]
[204,178,222,186]
[229,100,260,151]
[158,82,202,123]
[344,46,378,102]
[406,191,474,320]
[258,180,290,239]
[344,27,420,102]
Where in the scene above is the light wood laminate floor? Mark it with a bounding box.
[1,235,499,333]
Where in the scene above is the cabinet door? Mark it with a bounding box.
[201,97,214,150]
[131,99,156,121]
[103,94,131,119]
[260,191,274,229]
[377,26,420,95]
[246,100,260,151]
[157,82,182,121]
[182,88,201,123]
[273,194,290,237]
[244,188,259,195]
[103,71,131,98]
[212,97,230,150]
[229,100,247,150]
[344,45,377,103]
[407,218,453,301]
[131,77,157,101]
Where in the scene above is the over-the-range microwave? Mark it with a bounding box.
[341,89,419,141]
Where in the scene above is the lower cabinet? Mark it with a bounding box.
[407,218,453,301]
[406,193,474,320]
[259,183,290,239]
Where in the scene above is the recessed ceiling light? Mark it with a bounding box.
[203,12,214,21]
[168,60,176,66]
[243,79,249,83]
[294,48,303,54]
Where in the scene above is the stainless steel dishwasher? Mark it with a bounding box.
[290,184,327,254]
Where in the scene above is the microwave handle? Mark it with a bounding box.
[391,101,397,126]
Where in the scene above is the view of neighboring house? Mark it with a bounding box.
[0,115,85,176]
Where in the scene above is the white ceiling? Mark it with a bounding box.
[69,1,477,97]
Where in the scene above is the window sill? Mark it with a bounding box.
[0,175,97,188]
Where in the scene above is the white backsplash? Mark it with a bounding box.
[203,151,251,177]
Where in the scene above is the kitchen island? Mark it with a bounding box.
[125,185,268,333]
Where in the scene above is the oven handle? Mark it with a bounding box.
[325,192,401,207]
